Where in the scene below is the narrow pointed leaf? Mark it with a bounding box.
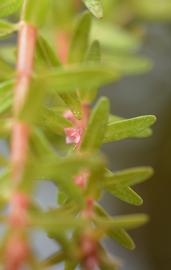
[36,34,61,67]
[95,204,135,249]
[81,97,109,151]
[109,228,135,250]
[108,186,143,206]
[81,40,101,102]
[59,92,82,119]
[31,212,84,232]
[41,108,72,135]
[95,214,149,230]
[104,167,153,187]
[68,12,91,63]
[86,40,101,62]
[43,64,120,93]
[0,20,17,37]
[104,115,156,143]
[83,0,103,18]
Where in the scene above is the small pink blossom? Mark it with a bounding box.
[64,127,81,144]
[74,171,89,189]
[64,110,75,122]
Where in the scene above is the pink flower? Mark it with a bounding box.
[64,127,81,144]
[74,171,89,189]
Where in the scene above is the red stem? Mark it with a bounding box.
[7,22,37,270]
[11,22,37,183]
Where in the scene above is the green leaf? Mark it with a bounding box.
[109,228,135,250]
[24,153,102,205]
[91,21,139,52]
[36,34,61,67]
[68,12,91,63]
[0,169,11,201]
[83,0,103,18]
[22,0,49,27]
[31,211,84,233]
[0,80,13,115]
[103,54,152,75]
[43,64,120,93]
[81,40,101,102]
[86,40,101,62]
[0,20,17,37]
[95,204,135,249]
[104,115,156,143]
[108,186,143,206]
[81,97,109,151]
[18,79,46,124]
[41,108,72,135]
[59,92,82,119]
[0,119,12,137]
[0,0,22,18]
[104,167,153,187]
[95,214,149,230]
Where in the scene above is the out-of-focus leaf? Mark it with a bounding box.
[83,0,103,18]
[0,155,8,167]
[41,108,71,135]
[81,40,101,102]
[30,128,56,157]
[95,204,135,249]
[43,63,120,92]
[31,211,84,233]
[109,186,143,206]
[36,34,61,67]
[0,119,12,137]
[18,79,46,124]
[81,97,109,151]
[104,167,153,187]
[87,40,101,62]
[0,169,11,201]
[103,54,152,75]
[68,12,91,63]
[59,92,82,119]
[24,153,102,205]
[104,115,156,143]
[91,21,139,52]
[64,261,78,270]
[0,80,13,115]
[95,214,149,230]
[0,0,22,18]
[0,20,17,37]
[22,0,49,27]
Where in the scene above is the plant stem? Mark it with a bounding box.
[11,22,37,182]
[7,22,37,270]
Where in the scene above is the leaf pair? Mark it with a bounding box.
[95,204,148,250]
[103,167,153,206]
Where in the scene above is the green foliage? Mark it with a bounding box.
[0,0,163,269]
[0,0,22,18]
[83,0,103,18]
[81,97,109,151]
